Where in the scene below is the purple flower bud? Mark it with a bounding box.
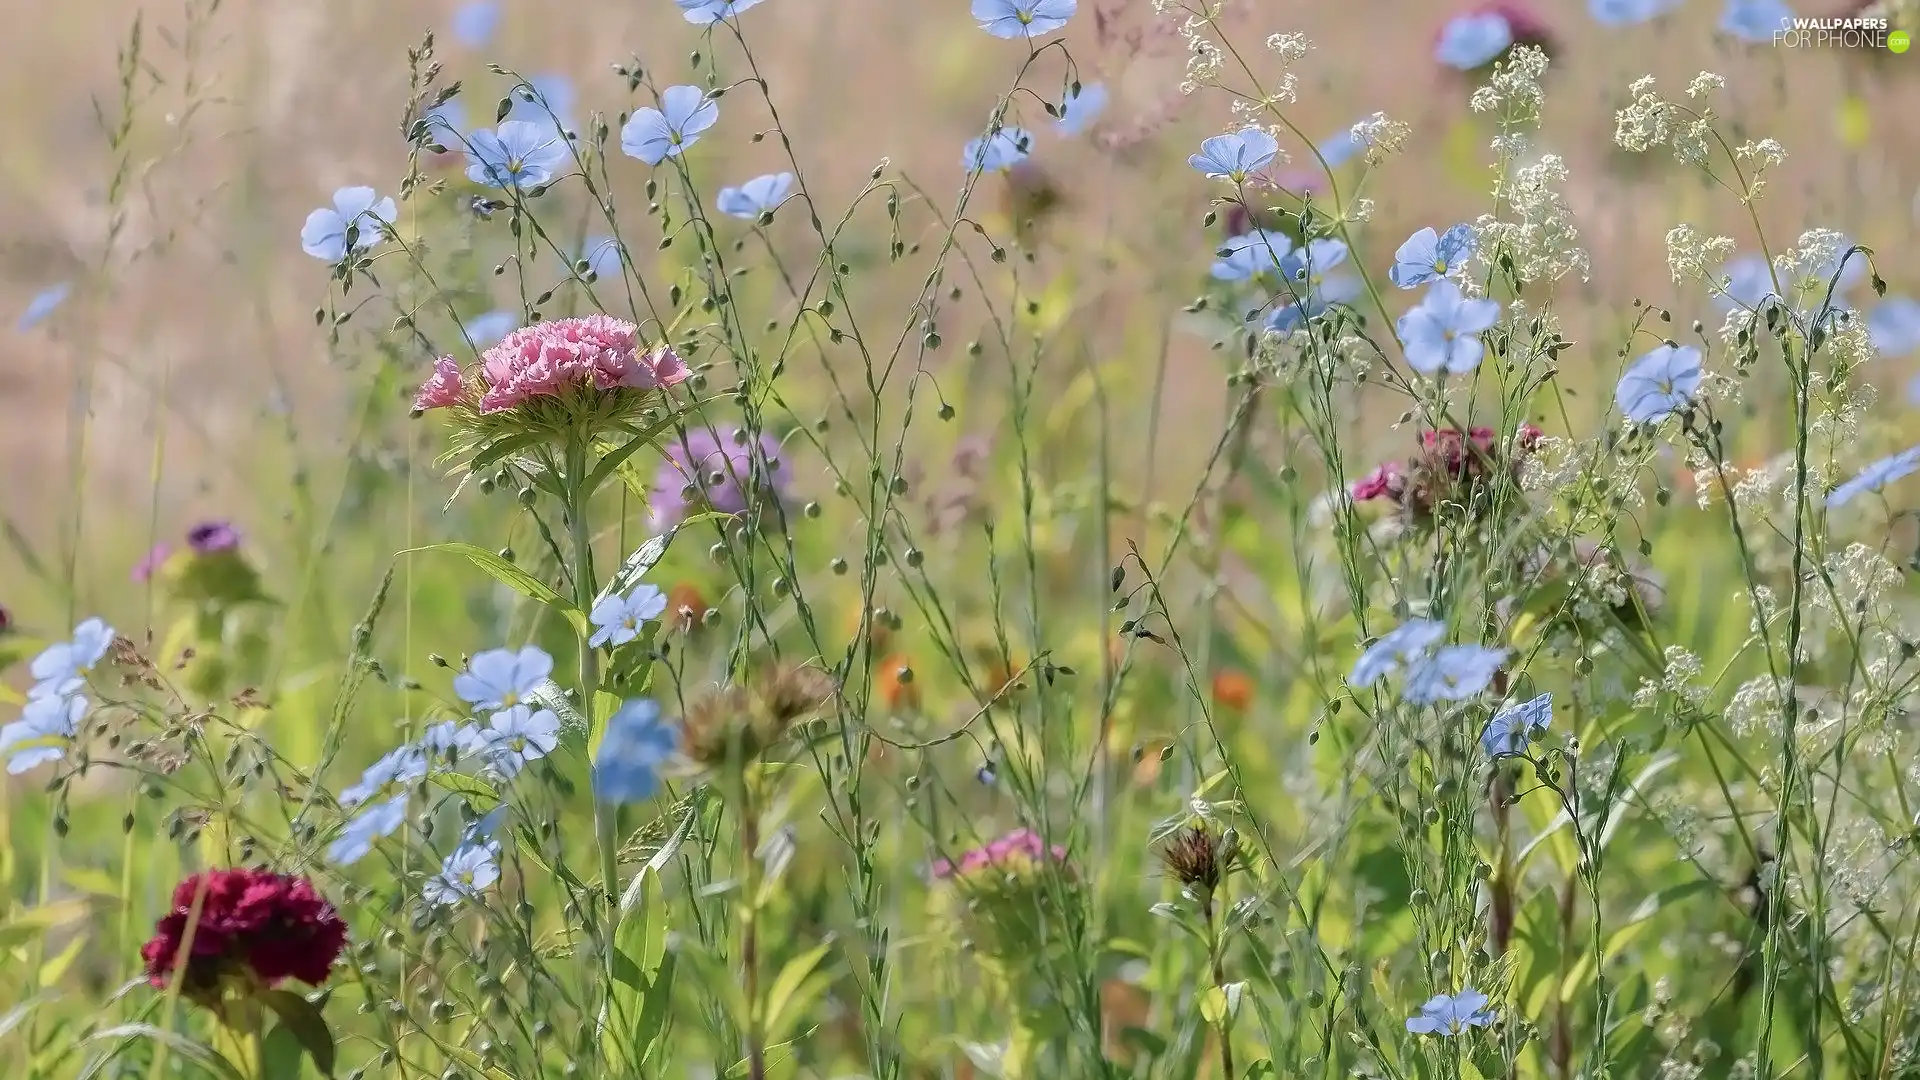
[133,544,173,583]
[186,521,242,555]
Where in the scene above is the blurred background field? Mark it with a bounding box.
[5,0,1920,1076]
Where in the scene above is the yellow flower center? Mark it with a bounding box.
[1017,9,1034,23]
[1432,258,1447,273]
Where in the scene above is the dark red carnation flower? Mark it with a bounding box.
[141,869,347,1002]
[1352,424,1543,523]
[0,603,12,635]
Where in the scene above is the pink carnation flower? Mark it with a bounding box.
[930,827,1069,880]
[477,316,688,414]
[414,357,466,412]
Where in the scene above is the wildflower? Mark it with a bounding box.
[457,315,690,414]
[1403,646,1509,704]
[1266,272,1362,333]
[423,841,502,905]
[186,521,241,555]
[30,618,115,695]
[339,744,429,808]
[1188,128,1279,183]
[1477,0,1557,51]
[419,720,484,763]
[140,869,347,1003]
[972,0,1076,39]
[932,827,1069,879]
[593,698,679,803]
[1317,126,1363,168]
[1265,238,1352,329]
[963,126,1033,173]
[1615,343,1702,424]
[475,705,562,779]
[1350,619,1447,687]
[678,0,767,23]
[650,426,791,527]
[2,692,85,774]
[1389,225,1477,290]
[133,544,175,584]
[1157,825,1238,893]
[620,85,719,166]
[1399,279,1501,374]
[1212,669,1254,712]
[589,585,669,648]
[1353,424,1545,524]
[1869,297,1920,358]
[1827,445,1920,508]
[465,120,569,190]
[413,357,466,411]
[1481,692,1551,758]
[1720,0,1794,42]
[1589,0,1678,25]
[1434,11,1512,69]
[328,793,409,865]
[421,100,466,148]
[0,604,10,635]
[1056,82,1107,135]
[18,283,71,332]
[299,187,396,264]
[715,172,795,220]
[1406,988,1497,1035]
[679,665,835,769]
[1211,230,1291,282]
[1351,463,1403,502]
[454,646,555,712]
[450,0,499,47]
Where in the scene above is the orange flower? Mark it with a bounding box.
[875,655,921,711]
[666,582,706,633]
[1212,669,1254,712]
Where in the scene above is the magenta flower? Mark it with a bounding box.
[414,357,466,412]
[187,521,241,555]
[930,827,1069,880]
[133,544,173,583]
[651,426,791,526]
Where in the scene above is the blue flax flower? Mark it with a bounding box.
[581,236,623,281]
[1434,12,1512,69]
[1264,241,1356,332]
[1614,343,1702,424]
[454,646,554,712]
[421,100,466,147]
[1589,0,1678,26]
[1721,0,1794,42]
[465,120,570,190]
[1211,230,1291,282]
[1398,279,1501,374]
[300,186,397,263]
[594,698,680,804]
[328,793,409,865]
[715,172,795,220]
[19,283,71,332]
[1828,445,1920,508]
[1715,254,1778,312]
[451,1,499,48]
[1403,645,1508,704]
[1056,82,1107,135]
[505,75,575,142]
[1351,619,1447,688]
[423,840,502,905]
[1406,988,1497,1035]
[476,705,562,779]
[621,86,720,166]
[962,127,1033,173]
[1318,126,1363,168]
[1188,128,1279,183]
[1868,297,1920,359]
[589,585,668,648]
[1389,224,1477,290]
[678,0,767,24]
[2,692,86,775]
[972,0,1077,39]
[30,618,115,696]
[1481,692,1551,759]
[340,744,429,808]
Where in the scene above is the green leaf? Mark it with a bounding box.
[1245,1060,1276,1079]
[603,804,697,1070]
[427,771,502,808]
[593,529,679,609]
[260,1023,309,1080]
[80,1025,245,1080]
[723,1026,817,1078]
[1199,983,1244,1027]
[469,432,543,473]
[762,939,836,1038]
[0,900,89,952]
[399,542,586,634]
[262,989,337,1077]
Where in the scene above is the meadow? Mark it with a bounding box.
[5,0,1920,1077]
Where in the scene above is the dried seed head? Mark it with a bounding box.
[1157,825,1238,893]
[679,665,838,770]
[755,664,837,726]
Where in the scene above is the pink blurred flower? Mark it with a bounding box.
[187,521,241,555]
[463,315,689,414]
[1351,463,1403,502]
[930,827,1070,880]
[414,357,466,411]
[133,544,173,583]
